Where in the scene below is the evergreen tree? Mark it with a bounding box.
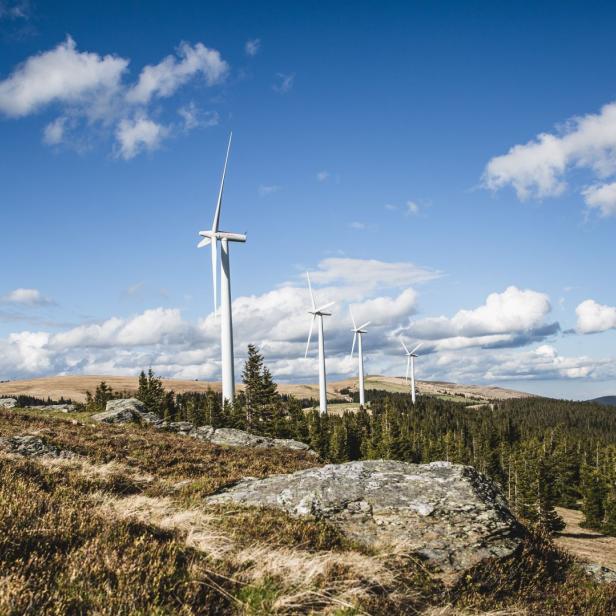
[536,456,565,532]
[581,466,607,530]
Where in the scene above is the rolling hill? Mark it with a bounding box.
[0,373,532,404]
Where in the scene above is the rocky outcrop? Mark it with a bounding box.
[159,422,315,454]
[29,404,77,413]
[0,398,17,409]
[206,460,522,574]
[0,435,75,458]
[90,398,315,454]
[92,398,146,423]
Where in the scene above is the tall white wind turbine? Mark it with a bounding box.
[304,273,334,415]
[401,339,422,405]
[350,309,370,408]
[197,133,246,405]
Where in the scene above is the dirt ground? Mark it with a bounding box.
[555,507,616,570]
[0,374,531,404]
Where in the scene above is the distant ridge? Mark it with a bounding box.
[0,374,532,404]
[589,396,616,407]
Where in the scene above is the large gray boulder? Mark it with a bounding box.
[206,460,522,574]
[0,398,17,409]
[92,398,146,423]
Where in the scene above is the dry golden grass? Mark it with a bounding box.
[555,507,616,571]
[0,373,530,403]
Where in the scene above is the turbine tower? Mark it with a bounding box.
[350,309,370,408]
[197,133,246,405]
[401,339,422,405]
[304,273,334,415]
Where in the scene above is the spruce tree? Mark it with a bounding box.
[581,466,607,530]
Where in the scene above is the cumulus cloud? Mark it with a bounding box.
[125,42,228,105]
[576,299,616,334]
[409,286,558,350]
[0,36,228,158]
[42,117,66,145]
[483,99,616,215]
[245,38,261,57]
[0,258,426,380]
[115,114,169,159]
[582,182,616,217]
[0,36,127,118]
[1,288,53,306]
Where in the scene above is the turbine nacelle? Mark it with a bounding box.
[197,230,247,247]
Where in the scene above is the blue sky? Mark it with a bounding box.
[2,0,616,398]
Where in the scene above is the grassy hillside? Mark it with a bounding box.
[0,373,531,404]
[2,406,616,615]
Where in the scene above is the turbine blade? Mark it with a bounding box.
[306,272,316,310]
[316,301,335,313]
[351,331,357,358]
[349,307,357,330]
[212,132,232,233]
[400,338,410,354]
[405,356,410,381]
[410,342,423,355]
[305,314,316,358]
[211,240,218,315]
[197,237,211,248]
[358,321,371,330]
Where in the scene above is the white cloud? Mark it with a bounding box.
[258,184,281,197]
[245,38,261,57]
[177,102,218,131]
[126,42,228,105]
[483,100,616,214]
[316,170,329,182]
[576,299,616,334]
[582,182,616,217]
[0,36,128,118]
[349,221,366,230]
[0,37,228,159]
[410,286,557,350]
[308,257,441,291]
[115,114,169,160]
[1,288,53,306]
[273,72,294,94]
[42,117,66,145]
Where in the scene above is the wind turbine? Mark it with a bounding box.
[350,309,370,408]
[197,133,246,405]
[305,272,334,415]
[401,339,422,405]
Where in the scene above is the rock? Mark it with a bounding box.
[159,421,195,434]
[203,426,314,453]
[0,398,17,409]
[583,563,616,584]
[205,460,522,574]
[89,398,314,454]
[0,435,74,458]
[92,398,145,423]
[29,404,77,413]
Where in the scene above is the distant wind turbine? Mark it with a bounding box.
[305,272,334,415]
[401,339,422,405]
[350,309,370,408]
[197,133,246,405]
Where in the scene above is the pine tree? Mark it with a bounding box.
[536,456,565,532]
[581,466,607,530]
[602,487,616,536]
